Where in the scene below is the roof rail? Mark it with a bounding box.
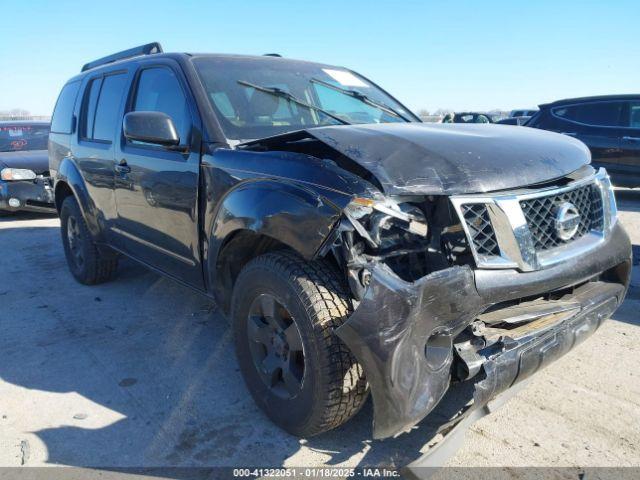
[81,42,163,72]
[263,53,282,57]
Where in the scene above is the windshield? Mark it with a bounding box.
[0,124,50,152]
[192,56,417,141]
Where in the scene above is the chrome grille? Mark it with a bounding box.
[520,184,604,251]
[461,204,500,256]
[450,169,616,272]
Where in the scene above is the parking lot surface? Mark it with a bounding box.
[1,191,639,470]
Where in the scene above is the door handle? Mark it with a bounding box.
[115,159,131,174]
[561,132,578,137]
[622,136,640,142]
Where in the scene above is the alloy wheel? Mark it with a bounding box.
[66,216,85,269]
[246,293,305,399]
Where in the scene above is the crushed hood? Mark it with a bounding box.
[0,150,49,175]
[302,123,591,195]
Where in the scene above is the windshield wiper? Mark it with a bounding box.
[237,80,351,125]
[310,78,412,122]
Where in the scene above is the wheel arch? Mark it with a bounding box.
[206,180,348,313]
[54,158,102,239]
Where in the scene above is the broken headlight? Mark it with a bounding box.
[345,197,428,247]
[1,168,37,181]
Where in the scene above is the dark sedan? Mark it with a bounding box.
[496,116,531,126]
[0,121,55,214]
[453,112,495,124]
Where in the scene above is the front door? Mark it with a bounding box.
[113,63,204,288]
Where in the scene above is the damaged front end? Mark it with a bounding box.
[328,169,632,440]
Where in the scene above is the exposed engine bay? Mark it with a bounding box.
[331,194,472,296]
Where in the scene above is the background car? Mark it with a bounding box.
[452,112,495,123]
[0,121,55,214]
[496,116,531,125]
[510,109,538,118]
[527,95,640,187]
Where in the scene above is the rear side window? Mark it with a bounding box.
[132,68,191,144]
[627,102,640,128]
[552,102,625,127]
[51,82,81,134]
[92,73,128,142]
[80,78,103,139]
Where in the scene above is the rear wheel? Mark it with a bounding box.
[60,196,118,285]
[232,251,368,437]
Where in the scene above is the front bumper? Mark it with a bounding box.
[335,222,632,440]
[0,178,55,213]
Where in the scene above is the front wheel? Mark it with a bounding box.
[60,196,118,285]
[231,252,368,437]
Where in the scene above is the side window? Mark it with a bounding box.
[51,81,81,134]
[552,102,625,127]
[80,78,102,139]
[132,68,191,145]
[627,102,640,128]
[93,73,128,142]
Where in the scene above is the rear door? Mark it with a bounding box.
[113,60,204,288]
[73,71,130,233]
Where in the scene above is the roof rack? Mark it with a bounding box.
[81,42,163,72]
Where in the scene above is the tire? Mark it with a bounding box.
[232,251,368,437]
[60,195,118,285]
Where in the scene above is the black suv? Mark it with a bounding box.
[49,44,631,460]
[528,95,640,187]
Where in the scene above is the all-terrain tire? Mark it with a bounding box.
[232,251,368,437]
[60,195,118,285]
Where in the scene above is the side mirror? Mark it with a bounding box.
[123,111,180,146]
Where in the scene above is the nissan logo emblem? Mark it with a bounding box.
[555,202,581,241]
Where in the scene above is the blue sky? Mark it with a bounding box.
[1,0,638,115]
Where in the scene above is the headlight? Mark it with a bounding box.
[596,169,617,231]
[345,196,428,245]
[1,168,37,181]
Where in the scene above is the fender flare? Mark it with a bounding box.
[207,179,348,293]
[55,158,103,239]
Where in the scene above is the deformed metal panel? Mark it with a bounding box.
[336,223,631,440]
[335,264,484,439]
[240,123,592,196]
